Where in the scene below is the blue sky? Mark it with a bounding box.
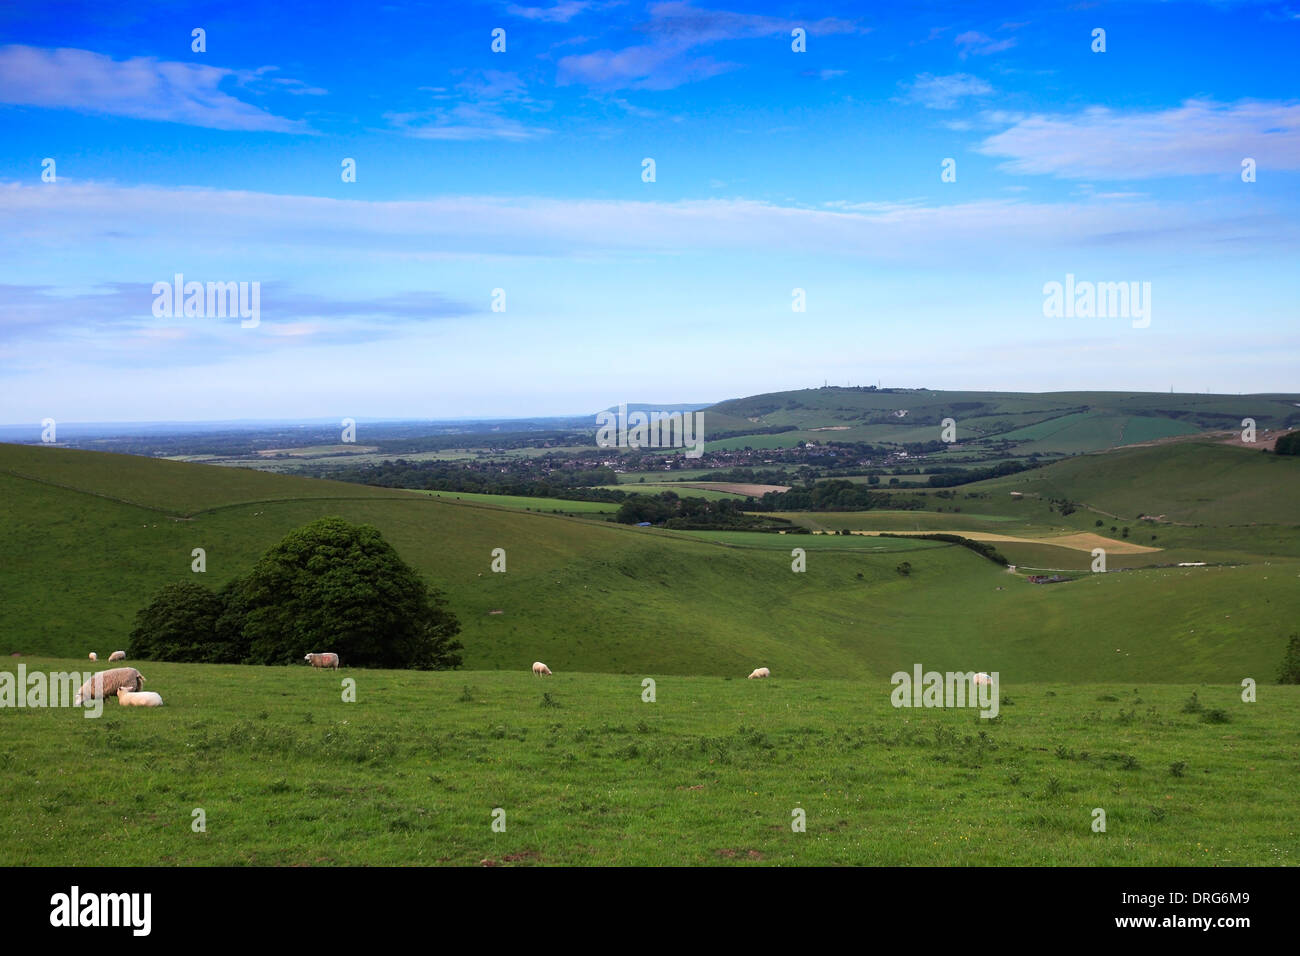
[1,0,1297,423]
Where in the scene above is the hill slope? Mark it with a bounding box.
[703,387,1300,455]
[2,443,1296,682]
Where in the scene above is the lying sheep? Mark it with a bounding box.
[116,687,163,707]
[747,667,771,679]
[532,661,552,676]
[73,667,144,705]
[108,650,126,662]
[88,652,97,662]
[304,652,340,670]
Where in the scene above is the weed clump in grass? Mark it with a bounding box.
[458,685,476,703]
[1277,634,1300,684]
[1181,691,1204,714]
[540,692,561,709]
[1169,761,1187,778]
[1199,708,1230,724]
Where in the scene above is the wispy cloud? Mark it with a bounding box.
[0,281,475,358]
[558,2,864,90]
[954,31,1016,57]
[0,45,310,132]
[4,181,1290,270]
[902,72,992,109]
[387,70,550,141]
[506,1,596,22]
[978,99,1300,178]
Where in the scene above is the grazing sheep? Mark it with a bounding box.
[747,667,771,679]
[303,652,340,670]
[532,661,552,676]
[108,650,126,662]
[974,672,993,686]
[88,652,97,662]
[73,667,144,705]
[116,687,163,707]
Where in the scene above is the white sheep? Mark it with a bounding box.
[116,687,164,707]
[88,652,97,661]
[303,652,340,669]
[73,667,144,705]
[532,661,552,676]
[108,650,126,662]
[974,672,993,686]
[747,667,771,679]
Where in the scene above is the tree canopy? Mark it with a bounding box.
[129,517,462,669]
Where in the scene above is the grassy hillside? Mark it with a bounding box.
[971,439,1300,526]
[703,387,1300,455]
[2,443,1297,684]
[2,661,1295,866]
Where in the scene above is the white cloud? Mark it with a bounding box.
[1,181,1290,271]
[978,99,1300,178]
[388,70,550,141]
[903,72,993,109]
[0,45,309,132]
[954,31,1016,57]
[507,1,594,22]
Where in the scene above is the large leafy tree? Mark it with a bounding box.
[237,517,462,669]
[128,581,231,662]
[128,517,462,669]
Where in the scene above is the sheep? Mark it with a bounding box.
[108,650,126,662]
[88,652,97,662]
[532,661,552,676]
[303,652,340,670]
[116,687,163,707]
[747,667,771,679]
[73,667,144,705]
[974,672,993,686]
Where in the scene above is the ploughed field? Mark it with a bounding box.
[2,660,1295,866]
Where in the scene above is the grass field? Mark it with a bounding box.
[2,660,1294,866]
[3,442,1298,684]
[3,436,1300,868]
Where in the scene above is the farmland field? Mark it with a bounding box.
[3,437,1299,868]
[2,661,1295,866]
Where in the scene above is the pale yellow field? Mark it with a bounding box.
[855,529,1161,554]
[674,481,791,495]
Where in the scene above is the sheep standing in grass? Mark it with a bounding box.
[974,672,993,686]
[108,650,126,662]
[747,667,770,679]
[304,652,340,670]
[116,687,163,707]
[532,661,552,676]
[73,667,143,705]
[88,652,97,662]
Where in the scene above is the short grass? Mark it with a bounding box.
[2,660,1294,866]
[411,489,618,514]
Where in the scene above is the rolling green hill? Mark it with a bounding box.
[3,442,1297,684]
[970,439,1300,526]
[702,387,1300,455]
